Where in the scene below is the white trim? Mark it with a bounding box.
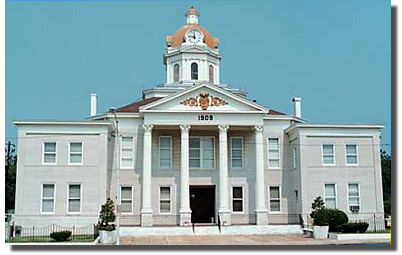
[68,141,83,165]
[120,136,134,169]
[159,136,173,169]
[14,120,111,126]
[40,182,56,214]
[230,137,244,169]
[322,144,336,166]
[231,186,244,214]
[347,182,361,212]
[324,183,338,209]
[139,83,269,113]
[42,141,57,165]
[67,183,82,214]
[159,186,172,214]
[141,110,267,114]
[345,144,359,166]
[268,138,280,169]
[120,186,134,214]
[189,136,216,170]
[268,185,281,213]
[284,123,384,134]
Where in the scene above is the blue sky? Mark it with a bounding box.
[5,0,391,151]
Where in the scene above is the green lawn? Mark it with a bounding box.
[6,234,96,243]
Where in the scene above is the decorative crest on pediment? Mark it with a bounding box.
[180,93,228,110]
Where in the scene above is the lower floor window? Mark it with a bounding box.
[232,187,243,212]
[42,184,55,213]
[324,183,337,209]
[269,186,280,212]
[121,186,133,213]
[68,184,81,213]
[160,187,171,213]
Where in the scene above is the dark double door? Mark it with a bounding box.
[190,186,216,224]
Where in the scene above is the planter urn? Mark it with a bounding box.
[313,225,329,239]
[99,230,116,244]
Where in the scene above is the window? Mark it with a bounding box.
[269,186,281,212]
[268,138,280,168]
[121,137,134,168]
[292,146,297,168]
[322,144,335,165]
[324,184,337,209]
[209,64,214,83]
[43,142,56,164]
[173,64,180,82]
[160,187,171,214]
[346,144,358,165]
[232,187,243,212]
[159,136,172,168]
[348,183,360,211]
[41,184,55,213]
[231,137,243,168]
[69,142,83,164]
[189,137,215,168]
[121,186,133,213]
[68,184,81,213]
[191,62,198,80]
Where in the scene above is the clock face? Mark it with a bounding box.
[185,29,204,45]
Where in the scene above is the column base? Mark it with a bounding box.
[141,211,153,227]
[179,211,192,226]
[255,210,268,225]
[218,211,231,226]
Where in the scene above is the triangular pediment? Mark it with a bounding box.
[140,83,269,113]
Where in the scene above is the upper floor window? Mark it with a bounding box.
[209,64,214,83]
[346,144,358,165]
[191,62,198,80]
[121,137,134,168]
[43,142,57,164]
[189,137,215,168]
[322,144,335,165]
[159,136,172,168]
[324,183,337,209]
[231,137,243,168]
[173,64,180,82]
[41,184,55,213]
[69,142,83,164]
[268,138,280,168]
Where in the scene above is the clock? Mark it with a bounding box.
[184,29,204,45]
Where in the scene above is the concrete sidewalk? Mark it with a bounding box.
[117,234,390,245]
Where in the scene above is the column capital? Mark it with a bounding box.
[254,125,264,132]
[179,125,191,132]
[218,125,230,132]
[142,124,154,132]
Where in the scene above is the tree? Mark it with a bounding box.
[5,165,17,213]
[99,198,116,231]
[310,196,325,218]
[381,150,391,215]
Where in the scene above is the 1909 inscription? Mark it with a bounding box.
[198,115,214,121]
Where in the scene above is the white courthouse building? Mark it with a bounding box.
[14,7,385,229]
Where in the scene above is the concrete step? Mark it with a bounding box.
[193,226,220,235]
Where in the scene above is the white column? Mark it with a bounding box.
[141,124,153,227]
[255,125,268,225]
[218,125,231,225]
[179,125,192,226]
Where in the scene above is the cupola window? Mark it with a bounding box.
[173,64,180,82]
[191,62,198,80]
[209,64,214,83]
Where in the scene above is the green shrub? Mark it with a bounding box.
[313,209,331,226]
[99,198,116,231]
[326,209,349,232]
[340,222,369,233]
[310,196,325,219]
[99,224,116,231]
[50,230,72,242]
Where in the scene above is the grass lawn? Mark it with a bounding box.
[6,234,95,243]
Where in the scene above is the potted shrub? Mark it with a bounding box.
[98,198,116,244]
[312,209,330,239]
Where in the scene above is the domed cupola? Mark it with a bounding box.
[164,7,221,86]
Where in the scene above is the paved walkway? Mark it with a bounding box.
[118,234,390,245]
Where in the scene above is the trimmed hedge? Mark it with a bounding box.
[313,209,349,232]
[340,222,369,233]
[50,230,72,242]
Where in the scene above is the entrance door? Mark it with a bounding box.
[190,186,216,224]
